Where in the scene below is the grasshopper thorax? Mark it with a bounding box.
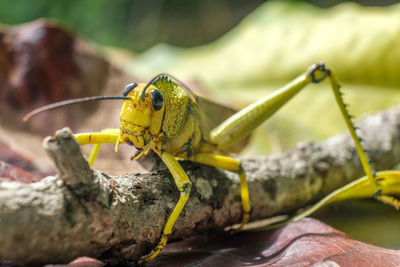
[119,83,165,149]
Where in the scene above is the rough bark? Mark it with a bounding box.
[0,105,399,265]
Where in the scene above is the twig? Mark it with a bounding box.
[0,105,399,265]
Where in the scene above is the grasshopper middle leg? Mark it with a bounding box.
[191,153,250,231]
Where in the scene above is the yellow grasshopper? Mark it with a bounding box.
[24,63,400,263]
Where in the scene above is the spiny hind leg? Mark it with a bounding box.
[208,62,379,192]
[73,128,120,166]
[320,65,379,192]
[190,153,250,232]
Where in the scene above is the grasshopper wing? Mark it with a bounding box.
[195,96,250,154]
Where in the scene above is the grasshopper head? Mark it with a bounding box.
[119,82,165,149]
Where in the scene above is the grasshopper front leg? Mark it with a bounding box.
[74,128,120,166]
[139,151,192,263]
[75,131,193,263]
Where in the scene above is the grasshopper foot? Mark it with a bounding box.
[228,211,250,234]
[375,194,400,210]
[138,234,169,264]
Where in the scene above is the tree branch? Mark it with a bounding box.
[1,105,399,265]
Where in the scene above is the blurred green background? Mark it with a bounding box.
[0,0,398,52]
[1,0,400,249]
[2,0,400,155]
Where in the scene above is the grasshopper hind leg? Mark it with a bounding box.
[376,194,400,210]
[206,62,389,229]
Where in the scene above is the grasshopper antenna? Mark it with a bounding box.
[22,95,129,122]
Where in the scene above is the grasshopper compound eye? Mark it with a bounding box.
[122,82,138,96]
[150,89,163,111]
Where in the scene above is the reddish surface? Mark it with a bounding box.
[0,141,39,173]
[0,139,47,182]
[0,19,110,135]
[0,19,80,108]
[145,218,400,267]
[46,218,400,266]
[67,257,105,267]
[0,160,43,183]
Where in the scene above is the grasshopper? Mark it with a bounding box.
[24,63,400,263]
